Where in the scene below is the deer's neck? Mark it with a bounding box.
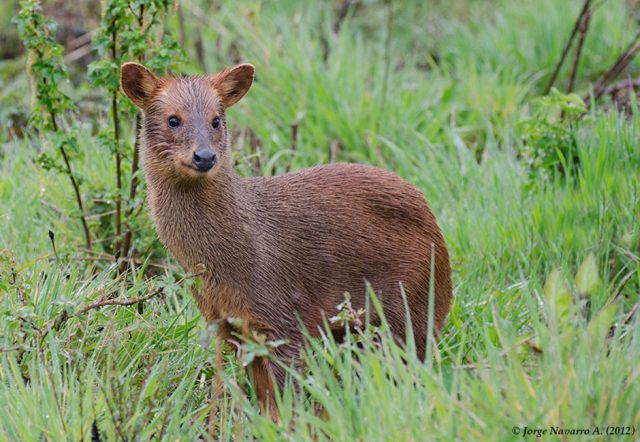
[146,172,259,286]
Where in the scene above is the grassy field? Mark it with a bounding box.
[1,0,640,440]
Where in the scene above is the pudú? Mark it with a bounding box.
[120,62,453,418]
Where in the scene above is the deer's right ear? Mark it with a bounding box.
[120,62,158,109]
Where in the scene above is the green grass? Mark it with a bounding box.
[1,0,640,440]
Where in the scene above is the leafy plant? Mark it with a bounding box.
[517,88,588,182]
[13,0,92,249]
[14,0,184,264]
[88,0,184,263]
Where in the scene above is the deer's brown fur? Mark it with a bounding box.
[121,62,453,419]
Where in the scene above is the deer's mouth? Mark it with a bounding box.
[179,161,212,175]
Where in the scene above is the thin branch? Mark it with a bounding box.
[612,268,637,301]
[86,210,117,220]
[544,0,592,95]
[608,301,639,338]
[77,249,173,272]
[10,268,26,306]
[99,380,128,442]
[287,121,299,173]
[75,288,164,316]
[64,43,93,64]
[603,77,640,96]
[333,0,354,37]
[248,128,262,176]
[35,288,165,349]
[621,302,639,327]
[592,29,640,99]
[142,8,159,36]
[17,287,25,306]
[47,99,92,250]
[120,113,142,272]
[33,268,203,348]
[111,20,123,255]
[177,1,186,48]
[64,29,96,52]
[566,3,591,94]
[329,138,342,163]
[40,349,69,434]
[377,0,394,130]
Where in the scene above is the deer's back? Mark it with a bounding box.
[245,163,452,344]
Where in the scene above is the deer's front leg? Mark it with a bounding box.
[247,329,303,422]
[249,356,282,421]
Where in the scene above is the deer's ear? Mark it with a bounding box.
[120,62,159,109]
[211,64,254,108]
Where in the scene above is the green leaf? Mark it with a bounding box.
[544,270,572,322]
[575,253,600,297]
[586,304,617,343]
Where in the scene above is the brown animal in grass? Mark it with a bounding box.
[120,62,452,419]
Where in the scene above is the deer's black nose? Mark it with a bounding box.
[192,148,216,172]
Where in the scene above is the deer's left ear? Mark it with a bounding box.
[210,64,254,108]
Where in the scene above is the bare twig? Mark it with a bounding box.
[35,287,164,349]
[333,0,354,37]
[544,0,592,95]
[287,122,299,172]
[248,128,262,176]
[9,268,26,306]
[65,29,96,52]
[62,30,96,64]
[48,105,92,250]
[77,250,172,272]
[40,349,69,434]
[195,32,206,72]
[120,113,142,272]
[85,210,117,220]
[40,201,65,217]
[158,411,170,441]
[75,288,164,316]
[608,301,639,338]
[17,287,25,306]
[111,21,123,256]
[621,302,639,326]
[35,268,204,348]
[329,138,342,163]
[177,1,186,48]
[612,268,637,301]
[99,378,128,442]
[64,44,93,64]
[603,77,640,96]
[377,0,394,128]
[592,29,640,100]
[566,3,591,94]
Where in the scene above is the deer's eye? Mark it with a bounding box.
[212,117,221,129]
[168,116,180,128]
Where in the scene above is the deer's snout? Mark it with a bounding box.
[192,148,216,172]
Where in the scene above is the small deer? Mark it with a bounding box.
[120,62,452,419]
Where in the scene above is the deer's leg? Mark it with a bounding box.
[249,356,282,421]
[247,332,302,422]
[208,318,233,433]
